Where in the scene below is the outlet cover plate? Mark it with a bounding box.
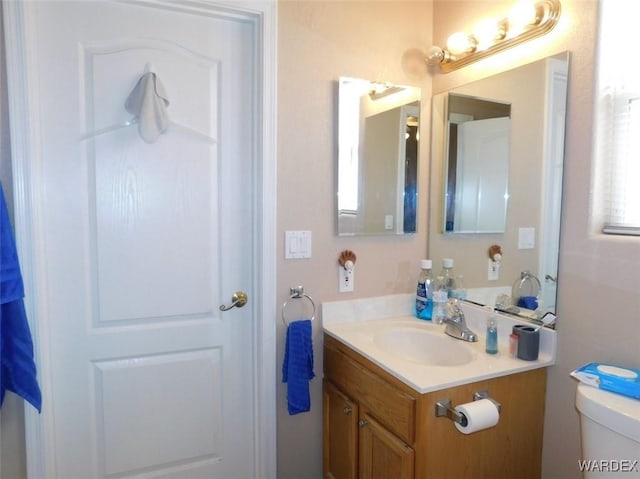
[339,266,354,293]
[488,259,500,281]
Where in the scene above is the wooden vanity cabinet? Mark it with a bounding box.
[323,334,547,479]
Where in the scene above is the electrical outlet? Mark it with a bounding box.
[339,266,354,293]
[488,258,500,281]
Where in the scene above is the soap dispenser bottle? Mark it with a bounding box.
[486,316,498,354]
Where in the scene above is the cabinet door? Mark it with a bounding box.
[324,380,359,479]
[359,412,414,479]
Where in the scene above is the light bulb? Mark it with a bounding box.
[425,45,449,65]
[508,1,541,34]
[446,32,477,55]
[473,18,506,50]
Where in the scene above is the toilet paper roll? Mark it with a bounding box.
[454,398,500,434]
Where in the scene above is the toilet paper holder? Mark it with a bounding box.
[435,390,502,426]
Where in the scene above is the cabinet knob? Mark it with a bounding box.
[343,406,352,415]
[358,419,368,428]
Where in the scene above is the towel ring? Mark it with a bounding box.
[281,286,316,325]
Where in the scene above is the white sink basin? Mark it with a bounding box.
[373,327,475,366]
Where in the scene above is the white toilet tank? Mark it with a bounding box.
[576,383,640,477]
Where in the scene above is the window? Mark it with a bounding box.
[597,0,640,235]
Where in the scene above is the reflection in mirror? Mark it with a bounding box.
[337,77,421,236]
[429,52,569,326]
[445,94,511,233]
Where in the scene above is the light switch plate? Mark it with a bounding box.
[285,231,312,259]
[518,227,535,249]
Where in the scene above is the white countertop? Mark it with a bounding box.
[322,294,557,394]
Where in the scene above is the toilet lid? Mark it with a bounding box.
[576,383,640,443]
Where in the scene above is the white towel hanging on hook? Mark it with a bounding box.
[81,66,215,145]
[124,71,170,143]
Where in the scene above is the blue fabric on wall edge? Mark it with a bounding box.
[282,319,314,415]
[0,183,42,412]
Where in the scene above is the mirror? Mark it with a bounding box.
[429,52,569,325]
[337,77,421,235]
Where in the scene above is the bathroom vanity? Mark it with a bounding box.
[322,295,556,479]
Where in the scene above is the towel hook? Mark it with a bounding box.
[281,286,316,325]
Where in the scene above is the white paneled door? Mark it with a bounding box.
[455,117,510,233]
[3,1,275,478]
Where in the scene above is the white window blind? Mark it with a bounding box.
[598,0,640,235]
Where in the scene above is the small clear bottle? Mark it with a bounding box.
[450,274,467,300]
[415,260,434,320]
[440,258,457,298]
[486,316,498,354]
[432,276,448,324]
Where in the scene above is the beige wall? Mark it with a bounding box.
[362,107,402,232]
[277,2,433,477]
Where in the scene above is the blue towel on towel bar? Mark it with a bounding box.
[0,184,41,412]
[282,319,314,415]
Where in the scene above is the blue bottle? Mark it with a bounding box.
[415,260,434,320]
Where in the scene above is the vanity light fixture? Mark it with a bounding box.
[368,82,405,100]
[427,0,561,73]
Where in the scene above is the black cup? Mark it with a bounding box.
[512,324,540,361]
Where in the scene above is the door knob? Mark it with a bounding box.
[219,291,248,311]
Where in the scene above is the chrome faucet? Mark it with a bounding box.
[442,299,478,342]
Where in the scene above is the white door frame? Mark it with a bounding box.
[1,1,278,478]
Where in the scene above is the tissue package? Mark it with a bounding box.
[571,362,640,399]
